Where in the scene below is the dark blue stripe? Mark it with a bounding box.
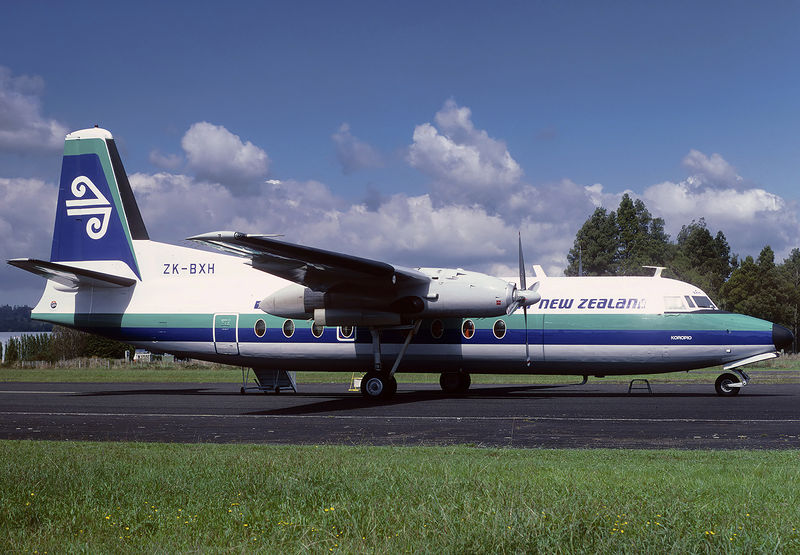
[93,326,772,348]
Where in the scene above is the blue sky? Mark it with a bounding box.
[1,1,799,305]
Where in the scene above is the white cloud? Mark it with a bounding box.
[0,66,67,153]
[407,99,522,207]
[636,150,798,258]
[180,122,270,193]
[643,177,797,256]
[681,149,744,188]
[0,177,58,305]
[332,123,382,174]
[127,166,581,281]
[0,177,56,256]
[148,149,183,171]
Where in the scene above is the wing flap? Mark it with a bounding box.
[7,258,137,288]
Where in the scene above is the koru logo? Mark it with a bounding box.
[65,176,112,240]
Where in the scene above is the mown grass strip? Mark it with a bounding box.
[1,441,798,553]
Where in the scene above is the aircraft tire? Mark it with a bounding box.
[361,371,394,400]
[439,371,470,394]
[457,372,471,393]
[715,373,741,396]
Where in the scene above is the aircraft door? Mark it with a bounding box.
[213,313,240,355]
[528,313,545,363]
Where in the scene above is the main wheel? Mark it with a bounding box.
[361,371,395,400]
[439,372,470,393]
[715,373,741,396]
[456,372,471,393]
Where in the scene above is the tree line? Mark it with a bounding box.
[2,327,132,364]
[566,194,799,351]
[0,305,52,332]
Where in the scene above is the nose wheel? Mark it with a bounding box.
[715,372,742,396]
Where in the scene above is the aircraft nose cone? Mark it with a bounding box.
[772,323,794,351]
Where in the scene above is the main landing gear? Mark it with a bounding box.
[360,371,398,399]
[715,369,749,396]
[360,321,421,401]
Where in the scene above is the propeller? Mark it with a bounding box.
[508,232,541,366]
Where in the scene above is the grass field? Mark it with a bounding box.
[1,441,798,553]
[2,355,800,385]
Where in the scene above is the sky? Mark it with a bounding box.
[1,1,799,305]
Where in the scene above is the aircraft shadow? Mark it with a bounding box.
[77,387,223,397]
[244,383,774,416]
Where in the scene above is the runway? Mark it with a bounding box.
[1,381,799,448]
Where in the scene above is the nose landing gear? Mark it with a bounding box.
[714,369,749,396]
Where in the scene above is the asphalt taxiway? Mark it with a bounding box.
[1,382,799,448]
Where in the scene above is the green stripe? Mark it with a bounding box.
[33,311,771,332]
[542,312,771,331]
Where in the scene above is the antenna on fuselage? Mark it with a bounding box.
[643,266,666,278]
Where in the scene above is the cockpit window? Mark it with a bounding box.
[684,296,696,308]
[692,296,716,309]
[663,296,686,310]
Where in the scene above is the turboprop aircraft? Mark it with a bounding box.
[8,127,794,399]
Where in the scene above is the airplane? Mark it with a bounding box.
[8,127,794,399]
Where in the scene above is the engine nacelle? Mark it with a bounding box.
[259,269,525,324]
[259,284,324,319]
[314,309,402,327]
[417,268,517,318]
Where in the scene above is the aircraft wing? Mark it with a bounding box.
[187,231,429,291]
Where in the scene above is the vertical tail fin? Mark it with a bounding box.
[50,128,148,280]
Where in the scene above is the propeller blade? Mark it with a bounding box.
[524,305,530,366]
[518,232,531,366]
[518,232,527,291]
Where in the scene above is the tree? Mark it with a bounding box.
[566,194,670,276]
[615,195,671,275]
[721,246,792,327]
[779,248,800,352]
[4,337,19,365]
[566,207,618,275]
[670,219,734,302]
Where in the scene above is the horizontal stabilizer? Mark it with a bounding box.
[7,258,137,288]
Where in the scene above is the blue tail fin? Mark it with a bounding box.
[50,128,148,279]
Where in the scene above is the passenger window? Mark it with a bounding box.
[663,296,685,310]
[282,319,295,338]
[254,319,267,338]
[311,321,324,338]
[462,319,475,339]
[493,319,506,339]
